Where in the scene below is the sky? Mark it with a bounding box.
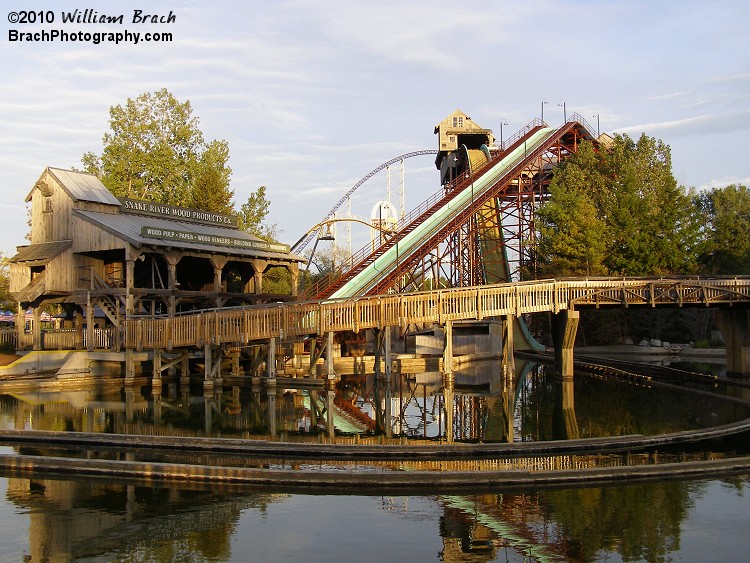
[1,0,749,258]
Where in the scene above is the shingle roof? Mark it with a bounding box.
[10,240,72,263]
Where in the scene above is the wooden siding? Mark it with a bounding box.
[29,170,74,244]
[70,212,128,254]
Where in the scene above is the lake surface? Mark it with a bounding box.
[2,470,750,562]
[2,359,749,561]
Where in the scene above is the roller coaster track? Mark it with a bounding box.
[291,150,438,254]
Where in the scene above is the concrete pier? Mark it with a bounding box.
[552,310,580,378]
[716,308,750,377]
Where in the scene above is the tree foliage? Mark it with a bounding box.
[695,184,750,274]
[535,134,701,277]
[0,253,14,312]
[82,89,233,212]
[237,186,275,239]
[536,143,608,277]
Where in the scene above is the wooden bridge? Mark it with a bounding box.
[121,276,750,380]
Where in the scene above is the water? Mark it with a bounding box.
[1,361,750,561]
[2,475,750,561]
[2,361,745,443]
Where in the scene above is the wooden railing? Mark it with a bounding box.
[122,277,750,351]
[8,329,115,351]
[0,328,17,349]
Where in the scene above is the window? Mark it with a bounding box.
[43,195,53,213]
[452,116,464,128]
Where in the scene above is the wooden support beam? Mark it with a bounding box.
[267,337,277,380]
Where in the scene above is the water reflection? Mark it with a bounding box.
[1,360,747,443]
[2,360,750,560]
[3,471,750,561]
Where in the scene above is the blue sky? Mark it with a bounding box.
[1,0,749,258]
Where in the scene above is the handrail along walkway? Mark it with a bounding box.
[123,276,750,351]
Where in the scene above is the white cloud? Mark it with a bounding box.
[614,110,750,138]
[2,0,749,257]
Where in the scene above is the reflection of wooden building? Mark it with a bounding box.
[10,167,302,350]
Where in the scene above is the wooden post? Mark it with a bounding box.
[15,304,24,351]
[253,259,268,294]
[180,354,190,387]
[290,265,299,297]
[442,320,454,443]
[267,337,277,383]
[384,327,392,377]
[443,371,454,444]
[152,349,162,390]
[125,348,136,384]
[125,258,136,317]
[203,344,214,391]
[267,387,277,436]
[326,388,335,438]
[326,331,335,380]
[442,320,453,377]
[32,307,42,351]
[85,295,94,352]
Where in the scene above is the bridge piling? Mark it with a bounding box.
[716,308,750,377]
[152,349,162,391]
[501,314,515,378]
[552,310,580,378]
[443,320,453,377]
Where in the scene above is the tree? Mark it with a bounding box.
[188,140,234,214]
[600,134,700,276]
[237,186,275,239]
[696,184,750,274]
[535,134,701,278]
[0,253,14,312]
[82,89,233,211]
[536,143,609,277]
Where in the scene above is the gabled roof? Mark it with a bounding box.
[26,167,121,206]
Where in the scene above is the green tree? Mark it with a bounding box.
[0,253,14,312]
[535,134,701,277]
[696,184,750,274]
[82,89,233,211]
[237,186,275,239]
[536,143,608,277]
[601,134,700,275]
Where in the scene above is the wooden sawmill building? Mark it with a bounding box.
[9,167,302,351]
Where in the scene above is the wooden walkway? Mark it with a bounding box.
[122,276,750,351]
